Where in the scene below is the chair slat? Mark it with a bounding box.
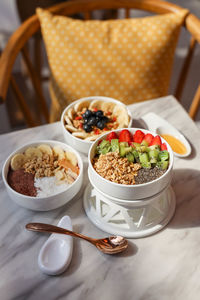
[189,84,200,119]
[125,8,130,18]
[84,11,91,20]
[21,47,49,123]
[10,75,37,127]
[175,37,197,101]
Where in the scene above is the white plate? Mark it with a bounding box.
[140,112,191,158]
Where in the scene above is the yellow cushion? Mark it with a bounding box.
[37,8,188,122]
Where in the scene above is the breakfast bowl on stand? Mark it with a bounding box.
[84,128,176,238]
[61,96,132,155]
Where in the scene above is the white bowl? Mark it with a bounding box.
[88,128,174,200]
[61,96,132,155]
[2,140,83,211]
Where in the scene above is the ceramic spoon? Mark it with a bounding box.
[37,216,73,275]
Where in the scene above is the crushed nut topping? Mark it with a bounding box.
[92,152,141,185]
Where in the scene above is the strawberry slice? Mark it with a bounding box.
[133,130,145,143]
[149,135,162,147]
[119,129,133,143]
[106,132,118,142]
[161,143,167,151]
[143,133,153,145]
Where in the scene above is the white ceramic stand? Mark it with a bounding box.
[83,183,176,238]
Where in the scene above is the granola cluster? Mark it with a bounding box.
[24,153,58,178]
[92,152,141,185]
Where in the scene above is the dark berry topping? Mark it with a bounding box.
[83,124,93,132]
[95,110,104,117]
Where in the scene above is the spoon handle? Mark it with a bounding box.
[26,223,95,244]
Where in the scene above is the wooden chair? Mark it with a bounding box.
[0,0,200,127]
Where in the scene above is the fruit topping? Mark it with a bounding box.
[149,135,162,147]
[143,133,153,145]
[95,130,169,171]
[161,143,168,151]
[133,130,145,143]
[106,132,118,142]
[119,129,133,143]
[64,99,130,141]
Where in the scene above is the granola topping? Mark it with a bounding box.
[93,152,141,185]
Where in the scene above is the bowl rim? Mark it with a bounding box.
[2,140,83,200]
[61,96,133,144]
[88,127,174,188]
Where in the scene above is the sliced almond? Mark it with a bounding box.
[74,100,90,112]
[10,153,26,171]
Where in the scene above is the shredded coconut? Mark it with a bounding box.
[34,176,70,197]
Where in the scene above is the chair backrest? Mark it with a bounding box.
[0,0,200,127]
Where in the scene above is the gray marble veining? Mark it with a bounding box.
[0,96,200,300]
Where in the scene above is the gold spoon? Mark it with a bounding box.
[26,223,128,255]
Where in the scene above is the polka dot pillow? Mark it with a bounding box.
[37,8,188,121]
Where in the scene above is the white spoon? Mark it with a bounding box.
[37,216,73,275]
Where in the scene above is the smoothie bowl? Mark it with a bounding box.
[88,128,174,200]
[2,140,83,211]
[61,96,132,154]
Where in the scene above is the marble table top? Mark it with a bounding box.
[0,96,200,300]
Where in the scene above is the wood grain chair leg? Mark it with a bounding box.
[21,46,49,123]
[10,75,37,127]
[34,35,42,81]
[175,37,197,101]
[189,84,200,120]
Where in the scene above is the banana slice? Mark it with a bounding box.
[10,153,26,171]
[25,147,42,158]
[72,131,88,139]
[65,124,79,133]
[53,146,65,160]
[37,144,53,156]
[85,135,98,141]
[101,102,116,112]
[89,100,103,110]
[67,107,74,120]
[74,100,90,112]
[64,115,73,126]
[65,151,78,166]
[113,104,129,127]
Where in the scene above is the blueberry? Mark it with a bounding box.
[82,113,86,119]
[88,116,97,126]
[83,118,89,124]
[102,116,109,123]
[96,121,105,130]
[95,110,104,117]
[85,109,93,118]
[83,124,93,132]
